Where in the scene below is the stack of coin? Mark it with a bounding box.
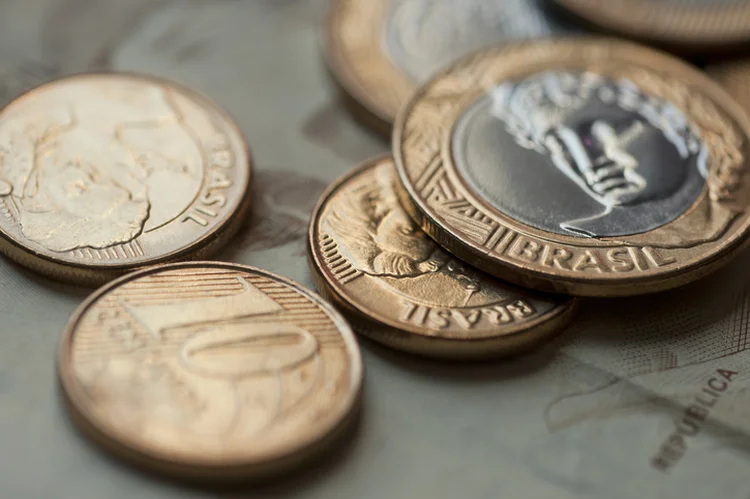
[318,0,750,360]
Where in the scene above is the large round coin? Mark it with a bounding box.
[325,0,577,135]
[394,38,750,297]
[309,156,577,359]
[0,73,252,285]
[556,0,750,52]
[58,262,363,481]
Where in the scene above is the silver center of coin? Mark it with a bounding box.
[451,71,709,238]
[382,0,576,83]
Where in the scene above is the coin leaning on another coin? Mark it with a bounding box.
[57,262,363,482]
[324,0,578,136]
[394,37,750,297]
[308,156,578,360]
[0,73,253,286]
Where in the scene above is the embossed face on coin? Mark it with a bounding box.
[0,73,252,285]
[556,0,750,50]
[58,262,362,481]
[326,0,577,134]
[394,39,750,297]
[309,156,577,359]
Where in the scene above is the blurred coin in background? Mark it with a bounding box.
[0,73,252,285]
[555,0,750,53]
[309,155,577,360]
[394,38,750,297]
[58,262,363,482]
[325,0,578,136]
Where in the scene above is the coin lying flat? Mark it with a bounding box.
[394,38,750,297]
[556,0,750,52]
[308,156,577,360]
[325,0,577,136]
[58,262,363,481]
[0,73,252,286]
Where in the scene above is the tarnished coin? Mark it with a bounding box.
[308,156,577,360]
[394,38,750,297]
[0,73,252,285]
[556,0,750,52]
[58,262,363,481]
[325,0,577,135]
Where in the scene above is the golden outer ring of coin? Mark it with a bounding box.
[57,261,364,482]
[0,72,253,287]
[324,0,412,136]
[393,37,750,297]
[308,155,578,360]
[555,0,750,51]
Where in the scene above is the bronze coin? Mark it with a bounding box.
[58,262,363,481]
[308,156,577,360]
[394,38,750,297]
[325,0,577,136]
[556,0,750,52]
[0,73,252,286]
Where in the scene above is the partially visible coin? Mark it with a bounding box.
[308,156,577,360]
[325,0,577,136]
[58,262,363,482]
[394,38,750,297]
[0,73,252,286]
[556,0,750,52]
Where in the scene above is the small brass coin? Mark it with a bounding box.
[58,262,363,482]
[394,38,750,297]
[556,0,750,52]
[325,0,577,136]
[308,156,577,360]
[0,73,252,286]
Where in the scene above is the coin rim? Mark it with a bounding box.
[393,37,750,297]
[0,72,254,286]
[57,261,364,480]
[323,0,407,134]
[556,0,750,49]
[308,154,578,359]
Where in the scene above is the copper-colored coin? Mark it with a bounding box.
[308,156,577,360]
[394,38,750,297]
[325,0,577,136]
[556,0,750,52]
[0,73,252,286]
[58,262,363,481]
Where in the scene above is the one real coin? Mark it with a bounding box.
[308,155,578,360]
[58,262,363,482]
[324,0,578,136]
[394,38,750,297]
[0,73,252,286]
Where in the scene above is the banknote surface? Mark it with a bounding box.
[2,1,750,498]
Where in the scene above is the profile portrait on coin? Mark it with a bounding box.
[0,80,205,253]
[322,163,509,307]
[452,70,714,238]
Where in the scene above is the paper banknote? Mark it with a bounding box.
[1,1,750,498]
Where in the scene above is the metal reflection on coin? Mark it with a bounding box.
[308,156,577,360]
[58,262,363,481]
[556,0,750,51]
[394,38,750,297]
[0,73,252,285]
[325,0,577,135]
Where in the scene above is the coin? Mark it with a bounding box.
[0,73,252,286]
[325,0,577,136]
[394,38,750,297]
[555,0,750,52]
[58,262,363,481]
[308,156,577,360]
